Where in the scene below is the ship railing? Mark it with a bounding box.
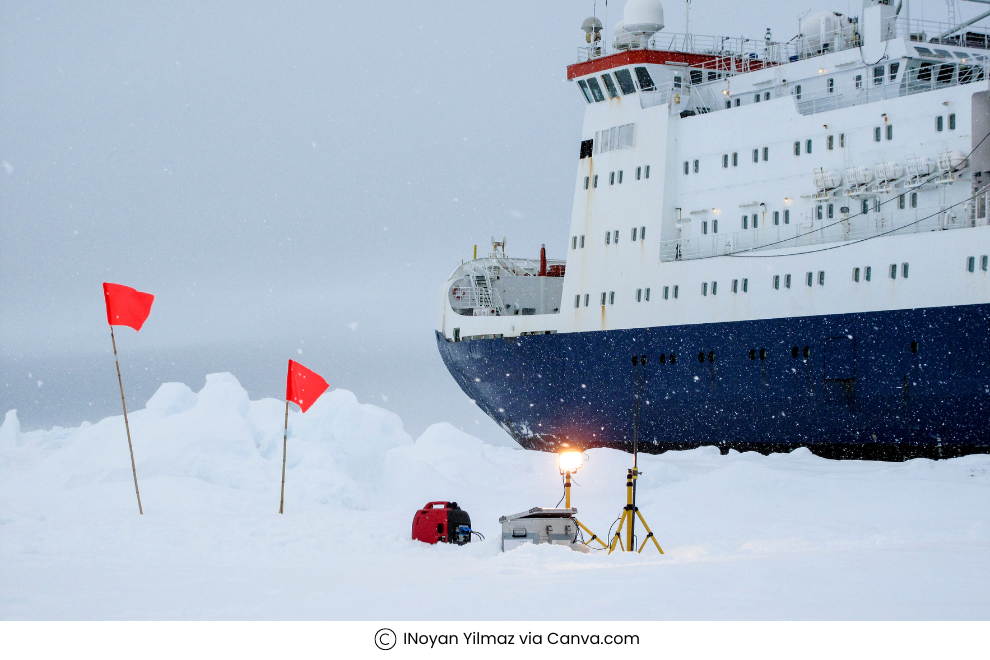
[659,204,977,261]
[892,16,990,49]
[577,32,755,64]
[794,62,986,116]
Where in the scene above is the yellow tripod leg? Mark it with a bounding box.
[635,509,664,554]
[608,511,628,554]
[576,519,608,548]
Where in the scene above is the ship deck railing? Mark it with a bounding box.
[659,205,987,262]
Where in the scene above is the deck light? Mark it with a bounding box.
[559,451,583,474]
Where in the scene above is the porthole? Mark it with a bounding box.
[698,351,705,363]
[774,211,780,226]
[865,266,871,281]
[712,281,717,295]
[803,346,810,358]
[663,286,670,300]
[673,285,679,299]
[669,353,676,364]
[742,278,748,293]
[618,170,624,183]
[749,349,756,360]
[683,162,689,175]
[759,348,767,360]
[818,271,825,286]
[610,171,616,185]
[967,256,975,272]
[806,272,813,287]
[732,152,738,166]
[853,267,860,282]
[785,274,791,288]
[645,165,650,178]
[723,154,729,168]
[901,263,909,278]
[574,295,580,308]
[792,346,799,359]
[784,210,790,224]
[584,177,589,190]
[693,160,699,173]
[774,275,780,290]
[609,291,615,305]
[886,124,893,140]
[763,147,769,161]
[636,166,642,180]
[702,282,708,296]
[645,287,650,301]
[708,351,715,363]
[659,353,667,364]
[636,288,642,302]
[732,279,738,293]
[890,264,898,278]
[593,174,598,188]
[572,236,577,250]
[910,340,918,354]
[982,255,988,271]
[949,113,956,130]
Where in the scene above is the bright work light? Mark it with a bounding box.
[558,451,583,474]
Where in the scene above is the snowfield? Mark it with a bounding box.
[2,373,988,620]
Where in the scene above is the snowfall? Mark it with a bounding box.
[1,372,988,620]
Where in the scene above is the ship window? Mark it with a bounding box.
[764,91,770,101]
[855,74,862,88]
[709,71,718,81]
[874,127,882,142]
[742,215,749,229]
[795,84,802,99]
[601,292,607,305]
[806,139,812,154]
[886,124,893,140]
[749,349,756,360]
[577,79,593,103]
[889,62,900,81]
[732,279,738,293]
[614,230,619,243]
[453,328,460,341]
[862,199,869,215]
[674,285,679,298]
[828,77,834,93]
[645,287,650,301]
[572,236,577,250]
[937,64,955,84]
[636,288,642,302]
[683,161,689,175]
[753,149,759,163]
[601,73,619,98]
[663,286,669,300]
[968,256,976,272]
[873,65,884,85]
[983,255,989,271]
[794,141,801,156]
[702,282,708,296]
[712,281,718,295]
[732,152,738,166]
[865,266,871,281]
[584,176,589,189]
[691,70,703,85]
[641,226,646,239]
[673,75,682,89]
[840,133,845,147]
[605,231,611,245]
[693,160,699,173]
[873,198,880,213]
[702,220,708,235]
[818,271,825,286]
[614,68,636,94]
[634,66,655,91]
[960,65,975,83]
[584,293,589,306]
[580,235,585,248]
[853,267,860,282]
[723,154,729,168]
[785,274,791,288]
[918,63,933,82]
[803,346,810,358]
[806,272,813,287]
[890,264,898,278]
[632,227,638,240]
[586,77,605,102]
[902,262,909,278]
[816,205,823,220]
[792,346,799,358]
[636,166,642,180]
[910,192,917,208]
[645,165,650,178]
[575,294,580,308]
[726,100,732,109]
[753,214,758,228]
[593,174,598,188]
[763,147,768,161]
[754,93,761,103]
[609,291,615,305]
[734,98,741,107]
[773,275,780,290]
[784,210,790,224]
[712,220,717,233]
[774,211,780,225]
[828,135,834,150]
[949,113,956,130]
[936,115,944,131]
[898,194,905,209]
[619,170,624,183]
[742,278,748,292]
[828,203,834,219]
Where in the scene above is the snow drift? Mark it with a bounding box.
[2,373,988,620]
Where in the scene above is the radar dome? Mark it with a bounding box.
[581,16,603,34]
[623,0,664,35]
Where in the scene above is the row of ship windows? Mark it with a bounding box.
[584,165,650,189]
[700,211,790,235]
[569,226,647,249]
[967,255,990,272]
[574,284,684,308]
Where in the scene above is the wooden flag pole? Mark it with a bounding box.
[279,400,289,514]
[110,326,143,514]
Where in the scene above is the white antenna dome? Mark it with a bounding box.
[613,20,629,37]
[581,16,603,34]
[623,0,664,35]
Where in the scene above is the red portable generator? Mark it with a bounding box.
[412,501,473,545]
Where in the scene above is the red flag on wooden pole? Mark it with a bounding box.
[102,282,154,515]
[280,360,329,513]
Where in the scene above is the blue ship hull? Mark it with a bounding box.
[437,303,990,460]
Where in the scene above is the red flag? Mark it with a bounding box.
[103,283,154,331]
[286,360,329,413]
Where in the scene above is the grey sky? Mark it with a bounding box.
[1,0,981,438]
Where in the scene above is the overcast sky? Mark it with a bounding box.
[1,0,983,438]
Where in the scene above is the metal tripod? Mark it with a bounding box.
[607,354,664,554]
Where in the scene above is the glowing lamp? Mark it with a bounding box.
[559,451,583,474]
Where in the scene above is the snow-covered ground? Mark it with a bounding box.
[2,373,988,620]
